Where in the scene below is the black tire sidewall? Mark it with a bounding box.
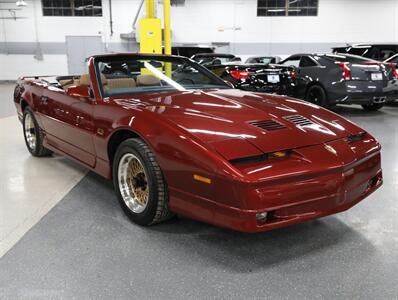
[112,139,163,225]
[23,107,41,156]
[306,85,328,108]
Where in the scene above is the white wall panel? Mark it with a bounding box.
[0,54,67,80]
[0,0,398,79]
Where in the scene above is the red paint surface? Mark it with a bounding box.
[14,55,383,232]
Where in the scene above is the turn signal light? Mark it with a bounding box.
[338,62,352,81]
[193,174,212,184]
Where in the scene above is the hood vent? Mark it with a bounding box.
[249,120,287,131]
[284,115,314,127]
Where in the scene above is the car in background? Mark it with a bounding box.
[279,53,398,111]
[332,44,398,61]
[191,53,240,66]
[171,45,214,57]
[191,53,296,95]
[245,56,281,64]
[384,53,398,65]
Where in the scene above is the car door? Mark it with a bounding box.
[38,86,96,167]
[296,55,322,96]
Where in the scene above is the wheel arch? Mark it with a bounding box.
[304,81,329,102]
[107,128,143,166]
[20,98,29,112]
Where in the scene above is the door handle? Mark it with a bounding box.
[40,96,48,104]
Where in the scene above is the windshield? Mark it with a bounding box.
[95,55,229,97]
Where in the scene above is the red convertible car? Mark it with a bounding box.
[14,54,383,232]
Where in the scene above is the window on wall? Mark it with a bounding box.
[257,0,318,17]
[42,0,103,17]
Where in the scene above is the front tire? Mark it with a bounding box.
[362,103,384,111]
[22,106,52,157]
[305,85,329,108]
[112,138,172,226]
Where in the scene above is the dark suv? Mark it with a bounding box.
[332,44,398,61]
[279,53,398,111]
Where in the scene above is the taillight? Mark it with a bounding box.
[230,70,253,80]
[390,63,398,79]
[338,62,352,81]
[288,69,297,80]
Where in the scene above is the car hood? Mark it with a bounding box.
[112,89,364,159]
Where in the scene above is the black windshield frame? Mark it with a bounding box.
[93,54,230,98]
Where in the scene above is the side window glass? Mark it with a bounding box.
[370,49,380,60]
[282,57,300,67]
[380,49,395,60]
[299,56,317,67]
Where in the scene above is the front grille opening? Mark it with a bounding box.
[229,150,291,166]
[284,115,314,127]
[229,154,268,165]
[249,119,287,131]
[367,173,382,190]
[346,132,365,143]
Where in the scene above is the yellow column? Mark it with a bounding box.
[163,0,172,77]
[146,0,155,18]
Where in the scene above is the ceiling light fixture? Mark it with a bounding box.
[16,1,28,7]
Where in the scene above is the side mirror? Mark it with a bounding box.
[224,80,235,89]
[66,85,91,100]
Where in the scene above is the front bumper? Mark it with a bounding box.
[170,142,382,233]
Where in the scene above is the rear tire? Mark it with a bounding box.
[112,138,173,226]
[305,85,329,108]
[22,106,52,157]
[362,103,384,111]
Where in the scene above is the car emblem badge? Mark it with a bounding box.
[97,128,105,136]
[325,145,337,156]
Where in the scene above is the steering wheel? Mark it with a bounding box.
[177,78,195,85]
[111,70,128,77]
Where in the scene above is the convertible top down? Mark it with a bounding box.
[14,54,382,232]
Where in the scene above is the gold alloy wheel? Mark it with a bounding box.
[24,113,36,151]
[118,153,149,213]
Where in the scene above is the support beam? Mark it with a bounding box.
[163,0,172,77]
[145,0,155,18]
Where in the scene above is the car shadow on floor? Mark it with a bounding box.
[88,171,376,274]
[331,104,387,117]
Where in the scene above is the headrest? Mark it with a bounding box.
[107,78,137,89]
[79,74,91,86]
[100,73,108,85]
[136,75,161,86]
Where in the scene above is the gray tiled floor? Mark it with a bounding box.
[0,83,16,118]
[0,100,398,299]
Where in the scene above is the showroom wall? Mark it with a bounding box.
[1,0,398,80]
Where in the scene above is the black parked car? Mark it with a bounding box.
[191,53,239,65]
[171,46,214,57]
[332,44,398,61]
[191,53,296,95]
[279,53,398,111]
[385,53,398,65]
